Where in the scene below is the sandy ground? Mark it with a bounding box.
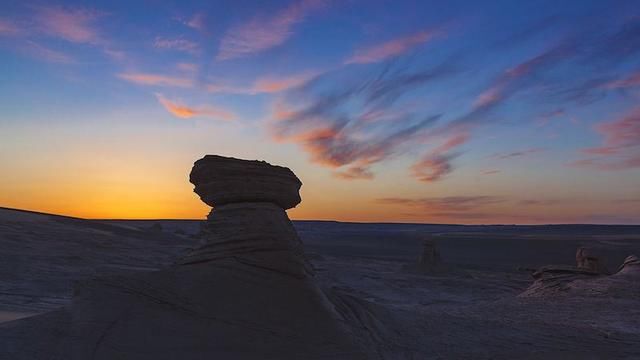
[1,207,639,358]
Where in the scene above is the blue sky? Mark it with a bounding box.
[0,0,639,223]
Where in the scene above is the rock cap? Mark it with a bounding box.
[190,155,302,209]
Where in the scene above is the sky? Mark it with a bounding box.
[0,0,639,224]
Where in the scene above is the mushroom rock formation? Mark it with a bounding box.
[576,246,609,274]
[179,155,313,278]
[0,155,367,359]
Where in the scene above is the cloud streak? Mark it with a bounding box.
[217,0,327,60]
[155,94,236,120]
[376,195,506,214]
[34,6,103,44]
[345,29,439,64]
[118,72,194,88]
[208,71,320,95]
[154,37,199,55]
[268,62,456,180]
[572,107,640,170]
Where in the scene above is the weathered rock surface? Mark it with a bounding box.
[616,254,640,276]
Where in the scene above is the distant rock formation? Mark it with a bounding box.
[0,155,366,359]
[403,237,458,275]
[521,247,639,298]
[576,246,609,274]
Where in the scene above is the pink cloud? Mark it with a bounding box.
[333,166,374,180]
[573,107,640,170]
[411,132,469,182]
[346,29,438,64]
[21,41,74,64]
[217,0,327,60]
[34,6,103,44]
[208,71,319,94]
[603,71,640,89]
[186,13,206,31]
[155,94,236,120]
[0,18,21,36]
[117,72,194,88]
[154,37,199,54]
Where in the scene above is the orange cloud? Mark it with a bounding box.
[118,73,193,88]
[411,132,469,182]
[217,0,327,60]
[35,6,103,44]
[345,29,438,64]
[252,72,318,93]
[208,71,319,94]
[155,94,236,121]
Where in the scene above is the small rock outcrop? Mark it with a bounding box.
[403,237,457,275]
[616,255,640,276]
[576,247,609,274]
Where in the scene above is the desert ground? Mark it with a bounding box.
[1,206,639,359]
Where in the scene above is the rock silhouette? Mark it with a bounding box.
[0,155,366,359]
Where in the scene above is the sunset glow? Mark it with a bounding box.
[0,0,639,223]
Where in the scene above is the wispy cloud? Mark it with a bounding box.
[0,18,21,36]
[491,147,544,160]
[154,36,199,55]
[217,0,327,60]
[481,169,500,175]
[572,107,640,170]
[21,41,74,64]
[345,29,439,64]
[208,71,320,94]
[376,196,506,213]
[410,132,468,182]
[518,199,562,206]
[186,13,206,32]
[333,166,374,180]
[34,6,103,44]
[117,72,194,88]
[154,94,236,120]
[602,71,640,89]
[268,63,454,180]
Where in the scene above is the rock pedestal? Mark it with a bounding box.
[180,155,312,278]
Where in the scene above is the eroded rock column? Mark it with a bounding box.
[179,155,313,278]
